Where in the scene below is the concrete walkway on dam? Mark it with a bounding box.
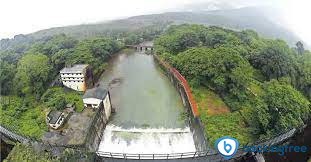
[96,51,196,154]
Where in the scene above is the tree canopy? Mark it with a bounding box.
[174,47,253,98]
[0,34,123,142]
[14,53,52,98]
[154,24,311,142]
[249,40,296,81]
[260,80,310,133]
[0,61,16,95]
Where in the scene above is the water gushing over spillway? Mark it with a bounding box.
[98,125,196,153]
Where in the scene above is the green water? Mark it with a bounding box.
[98,51,186,129]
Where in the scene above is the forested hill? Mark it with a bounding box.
[0,7,302,51]
[154,24,311,145]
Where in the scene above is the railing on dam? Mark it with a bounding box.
[153,55,199,117]
[153,54,207,151]
[96,151,209,160]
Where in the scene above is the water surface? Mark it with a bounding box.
[98,51,186,129]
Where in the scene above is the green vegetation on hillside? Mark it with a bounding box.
[4,143,58,162]
[4,143,94,162]
[0,34,123,139]
[154,24,311,146]
[41,87,84,112]
[0,96,47,139]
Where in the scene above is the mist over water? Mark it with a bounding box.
[97,51,196,153]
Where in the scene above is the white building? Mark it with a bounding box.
[46,110,66,129]
[60,64,89,92]
[82,87,112,119]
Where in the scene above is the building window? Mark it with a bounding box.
[57,116,64,124]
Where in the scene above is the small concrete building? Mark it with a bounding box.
[46,110,66,129]
[82,87,112,119]
[60,64,90,92]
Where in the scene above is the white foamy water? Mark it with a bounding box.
[97,125,196,154]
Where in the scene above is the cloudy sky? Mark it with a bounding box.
[0,0,310,44]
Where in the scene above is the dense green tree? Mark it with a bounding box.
[154,24,205,54]
[204,29,241,48]
[14,53,52,98]
[124,33,139,45]
[40,87,66,110]
[173,48,211,84]
[0,61,16,95]
[67,37,122,77]
[296,51,311,100]
[174,47,253,98]
[68,38,122,64]
[51,49,74,71]
[262,80,310,133]
[296,41,304,55]
[155,25,245,55]
[28,34,77,56]
[0,50,23,64]
[249,40,296,80]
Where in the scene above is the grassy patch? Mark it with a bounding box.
[191,86,230,116]
[203,112,254,148]
[191,86,254,147]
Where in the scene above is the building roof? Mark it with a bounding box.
[47,111,63,124]
[60,64,88,73]
[82,87,108,100]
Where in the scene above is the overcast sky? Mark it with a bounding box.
[0,0,310,44]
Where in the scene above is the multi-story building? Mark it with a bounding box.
[60,64,90,92]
